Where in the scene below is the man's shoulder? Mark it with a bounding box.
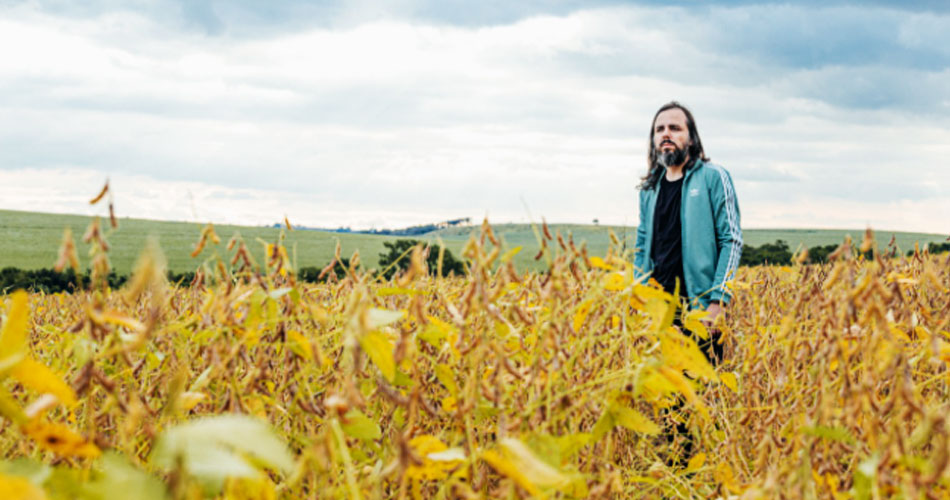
[693,160,733,184]
[695,159,730,174]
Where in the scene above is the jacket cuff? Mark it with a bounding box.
[707,289,732,305]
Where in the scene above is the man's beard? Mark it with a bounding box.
[656,146,688,169]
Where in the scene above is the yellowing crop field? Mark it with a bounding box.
[1,216,948,499]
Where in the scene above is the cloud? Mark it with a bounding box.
[0,2,948,234]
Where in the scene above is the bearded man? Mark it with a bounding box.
[633,101,742,363]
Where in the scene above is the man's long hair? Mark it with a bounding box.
[639,101,709,190]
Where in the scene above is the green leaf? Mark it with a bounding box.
[151,414,295,484]
[392,369,414,388]
[359,330,396,382]
[525,433,592,469]
[434,364,458,396]
[418,324,449,348]
[341,410,382,441]
[83,452,168,500]
[591,407,615,442]
[0,458,51,486]
[0,386,28,425]
[556,433,591,463]
[801,425,856,445]
[852,453,880,500]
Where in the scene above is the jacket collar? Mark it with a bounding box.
[683,157,704,182]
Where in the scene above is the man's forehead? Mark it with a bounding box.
[654,108,688,126]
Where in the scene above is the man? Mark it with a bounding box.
[633,101,742,362]
[634,101,742,466]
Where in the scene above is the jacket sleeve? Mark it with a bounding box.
[708,167,743,305]
[633,190,648,280]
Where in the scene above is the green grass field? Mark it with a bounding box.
[0,209,944,275]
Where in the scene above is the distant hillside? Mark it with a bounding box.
[273,217,472,236]
[0,209,944,275]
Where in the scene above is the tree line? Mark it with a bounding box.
[740,240,950,267]
[4,238,947,293]
[0,239,467,294]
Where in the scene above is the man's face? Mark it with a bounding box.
[652,108,691,168]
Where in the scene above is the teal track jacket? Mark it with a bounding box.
[633,159,743,308]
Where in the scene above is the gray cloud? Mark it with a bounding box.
[0,2,948,232]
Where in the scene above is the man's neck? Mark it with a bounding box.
[664,157,690,181]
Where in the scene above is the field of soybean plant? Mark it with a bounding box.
[1,203,950,499]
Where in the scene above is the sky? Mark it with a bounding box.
[0,0,948,233]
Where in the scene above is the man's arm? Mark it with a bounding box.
[633,191,648,280]
[708,166,743,307]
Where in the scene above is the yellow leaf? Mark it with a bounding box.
[359,330,396,382]
[589,256,612,270]
[441,396,457,412]
[612,406,661,435]
[628,295,645,311]
[179,391,207,412]
[481,438,577,500]
[0,291,29,368]
[573,300,593,332]
[660,329,717,382]
[376,287,425,296]
[9,358,77,407]
[727,280,750,290]
[658,365,708,420]
[244,395,269,419]
[0,474,47,500]
[366,308,404,329]
[0,387,28,425]
[22,420,100,458]
[714,462,742,494]
[683,309,710,340]
[686,452,706,472]
[434,364,458,396]
[637,369,679,406]
[500,246,523,264]
[286,329,313,361]
[406,435,462,481]
[633,284,672,301]
[224,476,277,500]
[720,372,739,394]
[99,310,146,333]
[498,438,572,490]
[603,273,626,291]
[482,449,545,498]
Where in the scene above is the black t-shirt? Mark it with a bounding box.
[651,175,687,297]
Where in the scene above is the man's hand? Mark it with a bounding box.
[704,301,724,327]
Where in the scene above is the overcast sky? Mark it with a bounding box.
[0,0,948,233]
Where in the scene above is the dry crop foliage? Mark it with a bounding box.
[1,198,949,499]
